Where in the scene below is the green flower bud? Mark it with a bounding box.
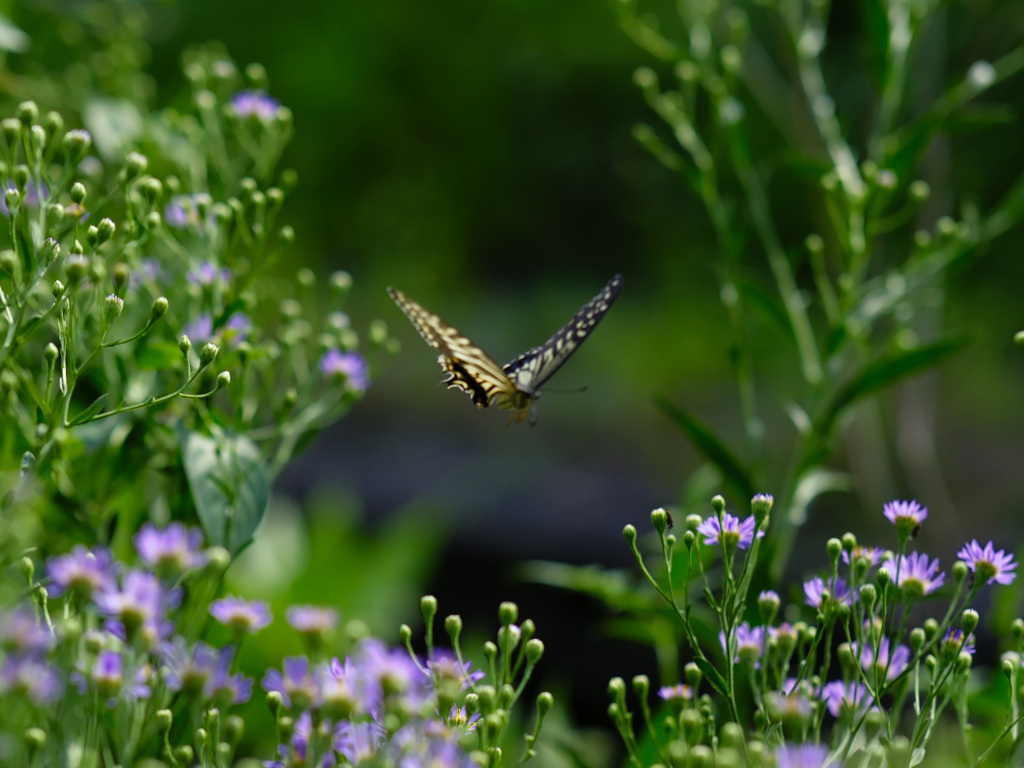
[4,187,20,213]
[297,267,315,288]
[173,745,194,764]
[155,709,173,731]
[240,177,258,197]
[111,263,130,295]
[199,342,219,367]
[632,674,649,700]
[61,129,92,164]
[498,601,518,626]
[1,118,21,145]
[607,677,626,702]
[124,151,148,180]
[923,618,939,639]
[719,722,744,751]
[96,218,116,244]
[70,182,87,205]
[136,176,162,204]
[623,524,637,545]
[179,335,193,356]
[23,727,46,758]
[29,124,47,154]
[482,642,497,664]
[961,609,980,634]
[65,254,89,286]
[651,507,671,534]
[17,101,39,126]
[711,495,726,515]
[104,294,125,323]
[278,225,295,243]
[444,614,462,642]
[44,343,59,366]
[215,371,231,390]
[827,537,842,563]
[44,111,64,137]
[280,168,298,191]
[536,691,554,715]
[144,211,162,230]
[953,560,968,584]
[51,280,65,298]
[245,62,268,87]
[525,638,544,664]
[420,594,438,625]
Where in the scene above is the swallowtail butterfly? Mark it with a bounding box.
[388,275,623,425]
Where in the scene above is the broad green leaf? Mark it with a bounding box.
[656,395,754,505]
[180,427,268,554]
[68,394,108,426]
[817,338,967,435]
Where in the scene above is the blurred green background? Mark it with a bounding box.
[6,0,1024,747]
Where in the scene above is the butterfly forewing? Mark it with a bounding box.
[503,274,623,394]
[387,288,519,408]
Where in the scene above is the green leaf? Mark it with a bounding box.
[68,394,109,426]
[180,427,268,554]
[817,338,968,435]
[692,656,728,697]
[656,395,754,504]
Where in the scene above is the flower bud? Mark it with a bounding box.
[961,609,979,635]
[155,709,173,731]
[17,100,39,126]
[96,218,116,244]
[4,187,20,213]
[711,495,726,515]
[623,524,637,545]
[70,182,87,205]
[498,601,518,626]
[329,270,352,296]
[65,254,89,286]
[61,129,92,164]
[420,594,438,625]
[137,176,162,204]
[1,118,21,145]
[651,507,671,534]
[44,114,65,145]
[29,124,47,154]
[525,638,544,664]
[179,335,193,356]
[215,371,231,390]
[199,342,219,367]
[124,151,148,181]
[104,294,125,323]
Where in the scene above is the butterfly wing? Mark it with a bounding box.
[503,274,623,394]
[388,287,520,409]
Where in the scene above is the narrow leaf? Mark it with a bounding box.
[818,338,967,435]
[68,393,109,426]
[656,395,754,504]
[692,656,728,697]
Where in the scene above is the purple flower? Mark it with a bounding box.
[425,650,484,690]
[358,637,432,715]
[129,257,161,289]
[262,656,319,710]
[854,637,911,682]
[319,349,369,392]
[388,720,476,767]
[881,552,945,596]
[841,546,884,567]
[187,261,230,287]
[957,540,1017,585]
[0,655,63,704]
[184,313,214,343]
[230,90,282,121]
[821,680,873,718]
[804,576,855,609]
[776,744,836,768]
[208,645,253,705]
[223,312,251,346]
[210,597,272,634]
[286,605,340,636]
[941,628,976,658]
[0,606,53,655]
[47,545,116,600]
[658,683,693,701]
[266,711,341,768]
[164,194,211,230]
[696,513,763,550]
[447,704,481,732]
[96,570,180,648]
[719,622,765,665]
[768,622,799,645]
[335,719,385,764]
[883,499,928,536]
[135,522,207,573]
[160,637,219,696]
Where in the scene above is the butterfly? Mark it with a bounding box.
[388,274,623,425]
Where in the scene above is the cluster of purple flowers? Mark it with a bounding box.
[263,640,484,767]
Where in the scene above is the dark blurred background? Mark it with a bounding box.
[14,0,1024,744]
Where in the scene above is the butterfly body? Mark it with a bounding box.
[388,275,622,424]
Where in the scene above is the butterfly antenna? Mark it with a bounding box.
[540,385,589,395]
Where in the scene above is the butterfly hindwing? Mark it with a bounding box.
[503,274,623,394]
[387,287,518,408]
[388,274,622,422]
